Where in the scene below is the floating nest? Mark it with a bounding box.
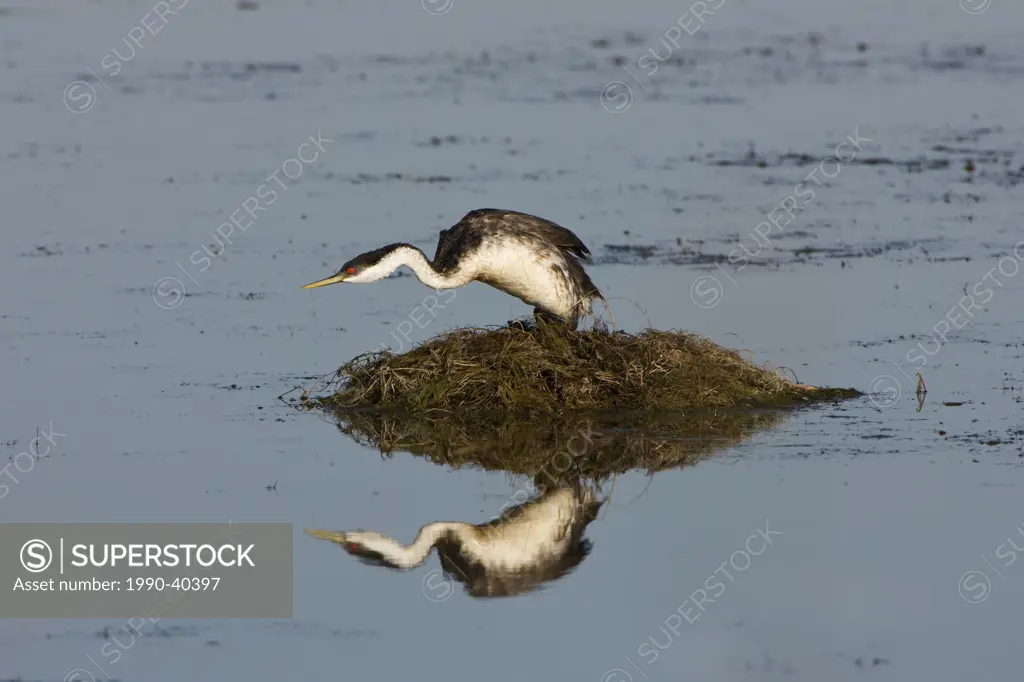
[325,408,794,479]
[310,325,859,414]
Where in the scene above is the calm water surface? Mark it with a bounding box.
[2,0,1023,680]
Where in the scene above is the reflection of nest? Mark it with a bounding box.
[327,408,793,479]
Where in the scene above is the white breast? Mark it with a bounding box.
[471,240,581,319]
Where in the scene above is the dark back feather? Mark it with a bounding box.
[433,209,593,273]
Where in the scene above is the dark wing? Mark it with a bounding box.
[452,208,593,261]
[530,219,592,261]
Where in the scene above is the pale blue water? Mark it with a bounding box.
[2,0,1023,680]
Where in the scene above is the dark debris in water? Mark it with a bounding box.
[424,134,460,146]
[220,383,261,391]
[853,656,890,668]
[593,238,948,268]
[602,243,660,259]
[694,122,1024,187]
[708,151,955,172]
[20,244,62,257]
[343,172,454,185]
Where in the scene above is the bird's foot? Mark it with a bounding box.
[506,312,575,333]
[506,317,536,332]
[533,308,578,332]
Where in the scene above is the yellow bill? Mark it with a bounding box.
[305,528,348,542]
[302,274,346,289]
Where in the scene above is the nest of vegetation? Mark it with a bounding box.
[311,325,859,414]
[325,408,793,479]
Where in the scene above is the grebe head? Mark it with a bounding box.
[302,244,418,288]
[307,523,457,570]
[306,529,395,566]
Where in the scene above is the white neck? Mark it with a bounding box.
[351,246,468,289]
[366,522,467,569]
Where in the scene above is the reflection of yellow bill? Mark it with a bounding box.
[301,274,346,289]
[305,528,347,542]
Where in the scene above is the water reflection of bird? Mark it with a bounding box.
[306,484,603,598]
[302,209,608,330]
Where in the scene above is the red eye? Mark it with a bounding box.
[346,267,356,274]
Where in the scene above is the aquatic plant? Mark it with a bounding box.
[313,325,859,414]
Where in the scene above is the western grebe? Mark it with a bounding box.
[306,485,603,598]
[302,208,608,329]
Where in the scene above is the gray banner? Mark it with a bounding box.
[1,523,292,618]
